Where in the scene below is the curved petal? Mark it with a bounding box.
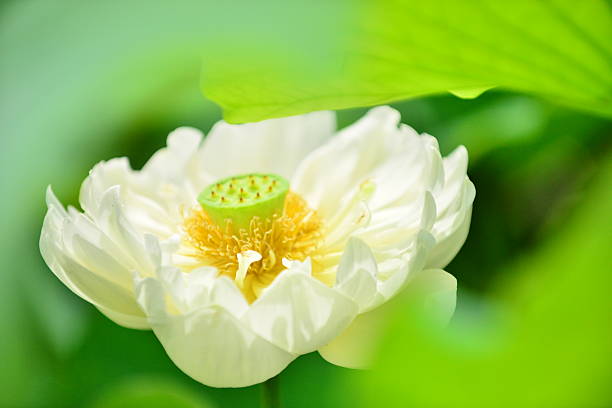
[294,107,452,291]
[80,128,209,240]
[334,237,378,312]
[319,269,456,369]
[376,230,436,303]
[292,106,444,220]
[155,265,249,317]
[61,210,135,289]
[244,260,358,354]
[135,278,294,388]
[96,306,150,330]
[200,111,335,180]
[94,186,158,276]
[317,299,388,369]
[427,146,475,268]
[294,106,474,283]
[80,159,180,238]
[140,126,207,190]
[355,191,436,259]
[40,203,148,329]
[161,308,295,388]
[427,201,473,269]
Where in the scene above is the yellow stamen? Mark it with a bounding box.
[183,192,326,302]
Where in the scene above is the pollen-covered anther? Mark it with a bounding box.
[185,182,325,302]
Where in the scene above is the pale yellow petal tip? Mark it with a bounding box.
[281,257,312,275]
[317,307,385,369]
[167,126,203,148]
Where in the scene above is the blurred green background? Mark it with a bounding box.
[1,1,610,407]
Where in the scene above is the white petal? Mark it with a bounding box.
[79,157,133,217]
[140,127,212,201]
[52,249,144,318]
[427,201,473,269]
[435,146,469,215]
[40,192,148,329]
[134,276,168,320]
[376,230,436,302]
[80,130,208,241]
[60,212,134,289]
[40,207,87,298]
[141,127,204,184]
[244,261,358,354]
[201,111,335,180]
[320,196,371,252]
[335,237,378,311]
[318,300,388,369]
[293,107,445,217]
[356,191,436,255]
[428,146,475,268]
[319,269,457,369]
[153,266,248,317]
[405,269,458,326]
[46,185,68,217]
[161,308,295,387]
[293,107,449,280]
[96,306,150,330]
[95,186,157,276]
[292,106,401,218]
[135,278,294,387]
[40,217,147,328]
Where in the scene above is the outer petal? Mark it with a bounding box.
[244,260,359,354]
[93,186,158,276]
[200,111,335,180]
[427,198,473,269]
[80,128,209,240]
[319,269,457,369]
[427,146,475,268]
[40,193,148,329]
[135,278,295,388]
[96,306,150,330]
[140,127,208,190]
[292,106,444,219]
[317,299,388,370]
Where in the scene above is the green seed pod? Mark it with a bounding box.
[197,173,290,232]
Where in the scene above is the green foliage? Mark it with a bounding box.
[88,377,214,408]
[353,154,612,408]
[203,0,612,122]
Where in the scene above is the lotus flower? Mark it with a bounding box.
[40,106,474,387]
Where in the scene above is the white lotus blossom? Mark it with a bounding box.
[40,106,474,387]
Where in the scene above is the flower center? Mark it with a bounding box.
[197,173,290,232]
[184,173,326,302]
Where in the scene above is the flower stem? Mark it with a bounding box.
[261,376,281,408]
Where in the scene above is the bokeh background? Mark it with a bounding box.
[1,1,610,407]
